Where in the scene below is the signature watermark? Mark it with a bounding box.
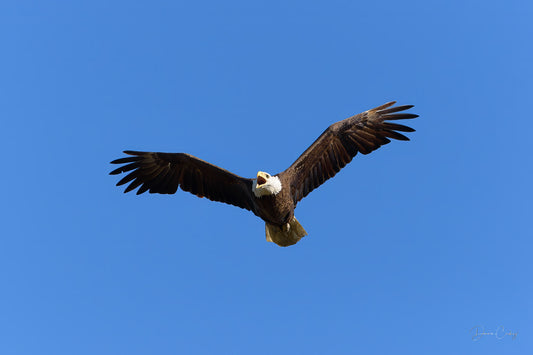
[470,325,518,341]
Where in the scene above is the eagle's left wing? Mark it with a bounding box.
[110,151,255,211]
[278,101,418,205]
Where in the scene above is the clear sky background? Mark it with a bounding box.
[1,1,531,354]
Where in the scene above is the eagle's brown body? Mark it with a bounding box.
[252,178,294,226]
[110,102,418,246]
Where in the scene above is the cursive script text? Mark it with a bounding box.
[471,325,518,341]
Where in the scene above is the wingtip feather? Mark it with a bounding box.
[124,150,143,155]
[370,101,396,112]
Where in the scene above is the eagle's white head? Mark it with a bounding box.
[252,171,282,197]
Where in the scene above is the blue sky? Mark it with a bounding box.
[1,1,531,354]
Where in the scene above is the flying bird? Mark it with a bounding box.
[110,101,418,247]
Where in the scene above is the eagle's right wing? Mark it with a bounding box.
[110,151,255,211]
[279,102,418,205]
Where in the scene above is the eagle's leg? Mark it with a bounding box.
[282,223,290,232]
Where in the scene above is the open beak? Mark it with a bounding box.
[256,172,268,186]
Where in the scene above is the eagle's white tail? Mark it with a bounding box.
[265,217,308,247]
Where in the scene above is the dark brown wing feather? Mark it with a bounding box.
[279,101,418,204]
[110,151,255,211]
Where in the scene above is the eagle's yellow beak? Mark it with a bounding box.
[256,171,268,186]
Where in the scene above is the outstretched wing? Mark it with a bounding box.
[110,151,255,211]
[279,101,418,205]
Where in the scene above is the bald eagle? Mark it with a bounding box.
[110,101,418,246]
